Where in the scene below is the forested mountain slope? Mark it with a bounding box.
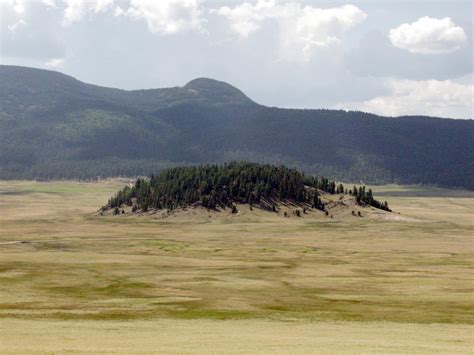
[0,65,472,189]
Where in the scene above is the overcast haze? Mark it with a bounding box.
[1,0,472,119]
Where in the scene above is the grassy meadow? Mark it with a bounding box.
[0,180,473,353]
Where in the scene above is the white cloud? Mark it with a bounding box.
[118,0,205,35]
[336,78,473,119]
[389,16,467,54]
[8,19,27,32]
[45,57,65,69]
[14,0,26,14]
[1,0,55,17]
[63,0,114,26]
[113,5,124,17]
[212,1,366,61]
[2,0,26,14]
[211,0,275,38]
[41,0,57,7]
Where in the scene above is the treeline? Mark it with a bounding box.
[106,162,390,213]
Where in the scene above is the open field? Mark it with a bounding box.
[0,180,473,353]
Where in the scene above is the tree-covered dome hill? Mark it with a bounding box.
[104,162,390,214]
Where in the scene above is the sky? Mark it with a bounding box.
[0,0,472,119]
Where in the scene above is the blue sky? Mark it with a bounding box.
[1,0,472,118]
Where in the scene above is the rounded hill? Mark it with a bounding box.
[183,78,253,105]
[103,162,390,217]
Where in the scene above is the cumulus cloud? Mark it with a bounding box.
[336,78,473,119]
[45,57,65,69]
[389,16,467,54]
[212,1,366,61]
[63,0,114,26]
[211,0,275,37]
[116,0,205,35]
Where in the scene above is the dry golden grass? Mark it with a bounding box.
[0,180,473,353]
[1,318,472,354]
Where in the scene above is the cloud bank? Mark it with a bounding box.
[212,1,367,61]
[45,57,65,69]
[337,78,473,119]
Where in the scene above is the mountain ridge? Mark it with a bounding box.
[0,65,472,189]
[2,64,470,119]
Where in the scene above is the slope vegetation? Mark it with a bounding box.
[1,65,472,189]
[103,162,390,217]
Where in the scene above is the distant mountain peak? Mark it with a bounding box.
[183,77,253,105]
[184,77,230,88]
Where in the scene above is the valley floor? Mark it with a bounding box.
[0,180,473,353]
[1,318,471,354]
